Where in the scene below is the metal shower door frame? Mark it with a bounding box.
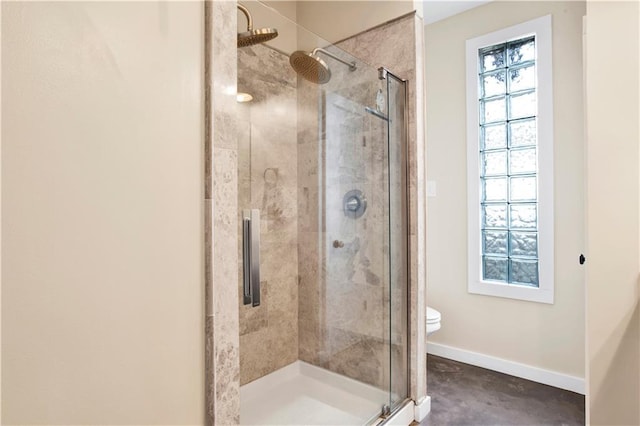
[378,66,411,419]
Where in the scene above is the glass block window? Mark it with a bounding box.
[466,16,553,304]
[478,37,539,287]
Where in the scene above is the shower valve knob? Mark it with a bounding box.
[333,240,344,248]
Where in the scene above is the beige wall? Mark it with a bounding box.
[238,1,416,55]
[296,1,415,44]
[585,1,639,424]
[241,1,417,59]
[1,2,204,424]
[263,0,296,21]
[425,1,586,378]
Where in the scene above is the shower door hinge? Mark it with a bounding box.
[381,404,391,418]
[378,67,388,80]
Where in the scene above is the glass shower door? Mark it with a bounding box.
[317,63,409,420]
[321,77,391,421]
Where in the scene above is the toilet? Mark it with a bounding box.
[426,306,441,335]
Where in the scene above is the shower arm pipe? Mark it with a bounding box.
[237,4,253,31]
[312,48,357,71]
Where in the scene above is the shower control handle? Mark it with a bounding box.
[343,189,367,219]
[345,197,360,212]
[242,209,261,307]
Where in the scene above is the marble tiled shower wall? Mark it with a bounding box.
[237,45,299,385]
[297,56,396,392]
[339,13,428,403]
[297,12,427,402]
[205,1,240,424]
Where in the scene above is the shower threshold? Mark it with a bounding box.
[240,361,389,425]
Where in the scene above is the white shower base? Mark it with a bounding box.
[240,361,390,425]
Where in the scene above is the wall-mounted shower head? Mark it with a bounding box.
[289,50,331,84]
[237,4,278,48]
[289,48,357,84]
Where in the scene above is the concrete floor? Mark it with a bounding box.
[420,354,585,425]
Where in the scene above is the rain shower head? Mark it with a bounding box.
[289,48,357,84]
[289,50,331,84]
[237,4,278,48]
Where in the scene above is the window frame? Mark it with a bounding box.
[466,15,555,304]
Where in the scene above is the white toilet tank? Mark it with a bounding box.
[426,306,441,335]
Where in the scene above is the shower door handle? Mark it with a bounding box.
[242,209,261,307]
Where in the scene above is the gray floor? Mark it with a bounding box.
[420,354,585,426]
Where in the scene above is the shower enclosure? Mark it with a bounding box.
[236,4,409,424]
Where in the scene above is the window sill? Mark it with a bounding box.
[469,280,554,304]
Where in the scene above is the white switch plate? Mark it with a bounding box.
[427,180,437,197]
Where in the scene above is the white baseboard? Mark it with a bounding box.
[427,342,585,395]
[414,396,431,422]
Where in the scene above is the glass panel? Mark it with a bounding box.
[509,147,537,174]
[483,230,508,255]
[509,204,537,229]
[509,231,538,257]
[387,75,409,410]
[483,256,508,281]
[482,47,506,72]
[510,176,537,201]
[509,65,535,92]
[238,33,302,397]
[508,38,535,65]
[482,124,507,150]
[482,71,506,97]
[238,5,401,422]
[509,91,536,119]
[483,204,507,228]
[481,97,506,123]
[324,81,392,418]
[509,259,539,286]
[483,177,508,201]
[482,150,507,176]
[509,119,536,147]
